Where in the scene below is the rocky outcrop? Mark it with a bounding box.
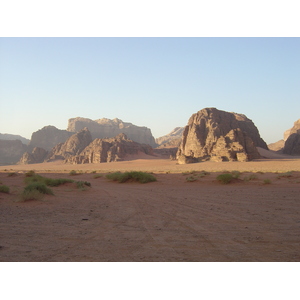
[155,127,184,147]
[65,133,154,164]
[18,147,48,164]
[0,139,28,165]
[283,133,300,155]
[29,126,73,151]
[177,108,265,163]
[67,117,157,147]
[284,119,300,141]
[268,140,285,152]
[46,128,93,161]
[0,133,30,145]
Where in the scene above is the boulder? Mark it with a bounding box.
[67,117,157,147]
[65,133,154,164]
[177,108,265,163]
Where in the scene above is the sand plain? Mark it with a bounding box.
[1,153,300,262]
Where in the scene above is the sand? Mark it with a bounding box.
[1,154,300,262]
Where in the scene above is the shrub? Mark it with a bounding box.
[277,172,292,178]
[23,182,54,195]
[43,178,74,186]
[69,170,79,176]
[106,171,157,183]
[186,176,197,182]
[7,172,18,177]
[25,170,36,177]
[231,171,241,179]
[216,173,233,184]
[24,174,45,184]
[76,181,91,190]
[19,189,44,202]
[263,179,272,185]
[93,174,102,179]
[243,174,258,181]
[0,185,10,193]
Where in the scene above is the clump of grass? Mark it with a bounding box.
[7,172,18,177]
[76,181,91,191]
[93,174,102,179]
[106,171,157,183]
[277,171,293,179]
[182,170,197,176]
[23,182,54,195]
[243,174,258,181]
[263,179,272,185]
[0,185,10,193]
[25,174,74,187]
[19,189,44,202]
[25,170,36,177]
[186,176,197,182]
[216,173,233,184]
[69,170,79,176]
[231,171,241,179]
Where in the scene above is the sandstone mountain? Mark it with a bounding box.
[155,127,184,147]
[46,128,93,161]
[268,119,300,154]
[29,126,73,151]
[0,139,28,165]
[67,117,157,147]
[18,147,48,164]
[177,107,267,163]
[65,133,154,164]
[0,133,30,145]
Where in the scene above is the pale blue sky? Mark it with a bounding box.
[0,37,299,144]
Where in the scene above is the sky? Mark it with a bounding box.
[0,37,299,144]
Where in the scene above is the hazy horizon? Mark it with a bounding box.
[1,37,299,144]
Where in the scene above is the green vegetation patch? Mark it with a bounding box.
[277,171,293,178]
[106,171,157,183]
[0,185,10,193]
[25,174,74,187]
[216,173,233,184]
[263,179,272,185]
[23,182,54,195]
[76,181,91,191]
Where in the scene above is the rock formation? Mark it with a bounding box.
[29,125,73,151]
[67,117,157,147]
[270,119,300,154]
[65,133,154,164]
[284,119,300,141]
[46,128,93,161]
[18,147,48,164]
[283,134,300,155]
[0,139,28,165]
[155,127,184,147]
[177,108,266,163]
[0,133,30,145]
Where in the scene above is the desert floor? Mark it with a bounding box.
[1,154,300,262]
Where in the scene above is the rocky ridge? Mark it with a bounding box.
[67,117,157,147]
[65,133,154,164]
[177,107,267,163]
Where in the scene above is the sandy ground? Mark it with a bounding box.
[1,153,300,262]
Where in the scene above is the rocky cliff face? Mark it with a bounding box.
[155,127,184,147]
[284,119,300,141]
[177,108,265,163]
[46,128,93,161]
[18,147,48,164]
[283,134,300,155]
[29,126,73,151]
[65,133,154,164]
[0,139,28,165]
[67,117,157,147]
